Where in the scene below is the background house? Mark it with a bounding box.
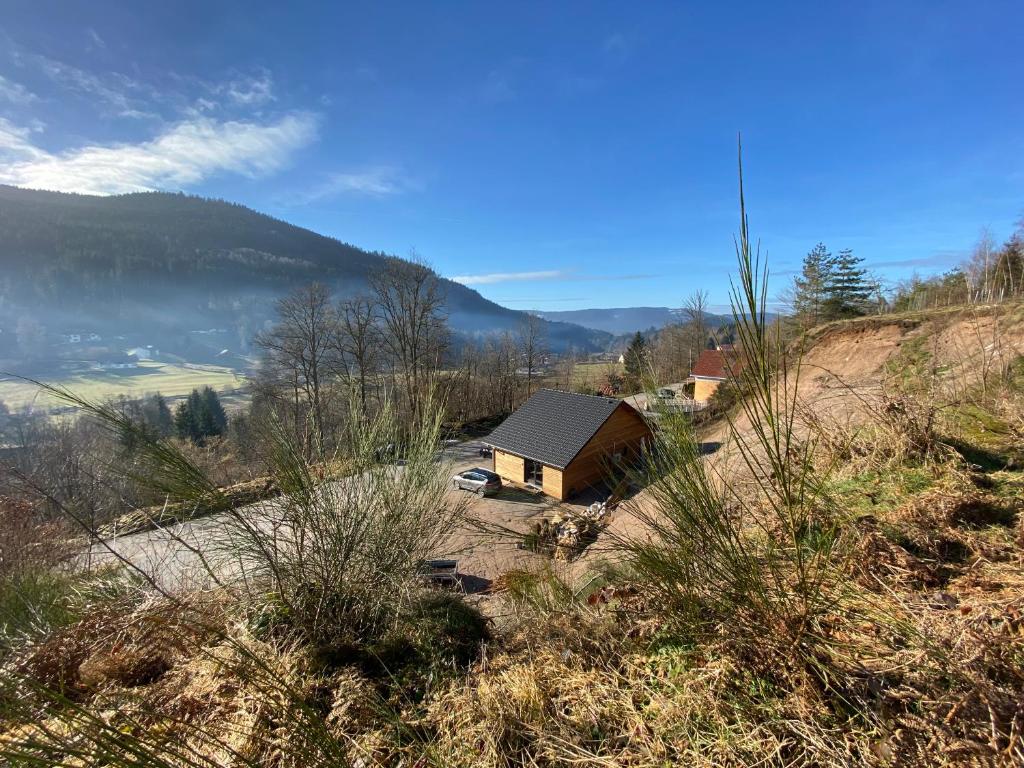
[690,344,738,401]
[90,352,139,371]
[484,389,653,501]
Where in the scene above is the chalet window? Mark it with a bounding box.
[524,459,543,487]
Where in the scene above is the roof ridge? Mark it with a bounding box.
[535,387,621,404]
[484,388,633,469]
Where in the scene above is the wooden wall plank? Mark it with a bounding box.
[560,403,652,498]
[542,466,564,499]
[494,450,525,484]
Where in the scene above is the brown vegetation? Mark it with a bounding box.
[3,175,1023,764]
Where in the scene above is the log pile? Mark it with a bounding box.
[529,502,613,561]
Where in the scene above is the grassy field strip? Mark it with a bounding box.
[569,361,622,390]
[0,362,246,410]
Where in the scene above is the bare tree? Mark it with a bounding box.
[684,290,709,363]
[496,332,520,413]
[517,313,547,398]
[335,295,380,412]
[965,229,997,303]
[651,290,713,384]
[254,283,340,459]
[369,257,449,424]
[557,349,577,392]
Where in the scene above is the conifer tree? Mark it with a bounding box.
[623,331,649,388]
[793,243,832,326]
[174,399,198,441]
[173,388,228,443]
[200,386,228,435]
[825,248,872,319]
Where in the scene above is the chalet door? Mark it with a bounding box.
[524,459,543,487]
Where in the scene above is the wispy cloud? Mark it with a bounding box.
[290,166,413,203]
[224,70,275,106]
[452,269,661,286]
[86,28,107,51]
[0,74,38,104]
[17,50,159,119]
[12,45,281,121]
[0,118,48,161]
[868,252,962,269]
[0,112,319,195]
[452,270,568,286]
[495,297,591,304]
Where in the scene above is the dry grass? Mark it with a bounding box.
[4,205,1024,765]
[3,428,1022,766]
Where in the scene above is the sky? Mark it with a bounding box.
[1,1,1022,313]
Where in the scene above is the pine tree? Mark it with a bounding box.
[174,400,198,441]
[199,387,227,436]
[793,243,832,326]
[825,248,872,319]
[173,388,228,443]
[623,331,649,388]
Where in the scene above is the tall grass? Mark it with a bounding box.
[616,141,842,643]
[1,386,480,767]
[19,385,469,645]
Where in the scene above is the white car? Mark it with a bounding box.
[452,467,503,496]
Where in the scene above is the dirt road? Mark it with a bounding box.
[88,440,563,593]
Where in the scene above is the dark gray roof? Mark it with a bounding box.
[484,389,629,469]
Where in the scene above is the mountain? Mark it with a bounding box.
[0,186,610,363]
[534,306,735,335]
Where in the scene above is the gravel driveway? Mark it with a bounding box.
[89,440,561,593]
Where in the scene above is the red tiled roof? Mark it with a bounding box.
[691,348,731,379]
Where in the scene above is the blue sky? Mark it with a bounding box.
[1,2,1022,312]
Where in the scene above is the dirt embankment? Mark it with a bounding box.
[801,303,1023,402]
[705,303,1024,446]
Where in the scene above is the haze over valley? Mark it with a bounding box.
[0,185,611,387]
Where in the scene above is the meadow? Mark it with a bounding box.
[0,361,246,411]
[566,361,622,391]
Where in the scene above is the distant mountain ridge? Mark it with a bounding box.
[0,186,610,360]
[535,306,735,335]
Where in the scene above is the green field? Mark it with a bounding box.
[567,361,623,391]
[0,362,247,411]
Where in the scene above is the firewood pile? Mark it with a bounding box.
[529,501,613,561]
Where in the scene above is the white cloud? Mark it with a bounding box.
[24,52,157,118]
[299,166,411,202]
[0,74,38,104]
[0,112,319,195]
[225,71,275,106]
[451,270,568,286]
[451,269,663,286]
[86,28,107,51]
[0,118,48,161]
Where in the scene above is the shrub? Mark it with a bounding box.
[616,155,842,646]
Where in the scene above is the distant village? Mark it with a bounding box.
[0,324,241,375]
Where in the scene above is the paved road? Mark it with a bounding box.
[88,440,555,592]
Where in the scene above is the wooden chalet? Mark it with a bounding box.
[484,389,653,501]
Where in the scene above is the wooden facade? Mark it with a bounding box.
[491,401,652,501]
[693,376,723,402]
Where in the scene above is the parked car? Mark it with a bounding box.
[452,467,502,496]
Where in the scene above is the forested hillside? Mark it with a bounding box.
[0,186,609,361]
